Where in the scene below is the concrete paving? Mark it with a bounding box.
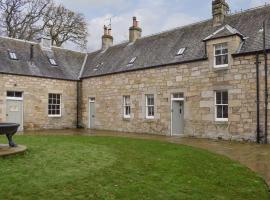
[24,129,270,186]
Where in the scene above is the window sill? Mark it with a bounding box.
[123,117,131,121]
[215,119,228,124]
[48,115,62,118]
[213,65,229,71]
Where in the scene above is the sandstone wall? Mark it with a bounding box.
[81,53,270,142]
[0,74,77,130]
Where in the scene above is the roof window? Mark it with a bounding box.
[49,58,57,66]
[129,57,137,64]
[8,51,18,60]
[176,48,186,56]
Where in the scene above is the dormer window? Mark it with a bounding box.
[214,43,228,68]
[129,57,137,64]
[8,51,18,60]
[176,48,186,56]
[49,58,57,66]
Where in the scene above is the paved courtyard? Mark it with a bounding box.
[24,129,270,187]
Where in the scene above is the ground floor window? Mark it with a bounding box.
[146,94,155,119]
[48,93,61,117]
[215,91,228,121]
[123,95,131,118]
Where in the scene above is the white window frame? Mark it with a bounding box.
[214,43,229,68]
[123,96,131,119]
[176,48,186,56]
[48,93,61,117]
[8,51,18,60]
[49,58,57,66]
[6,91,23,100]
[215,91,228,122]
[146,94,155,119]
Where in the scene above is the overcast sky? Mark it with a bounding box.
[55,0,270,51]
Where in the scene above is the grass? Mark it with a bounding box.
[0,135,269,200]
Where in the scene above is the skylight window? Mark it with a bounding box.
[49,58,57,66]
[8,51,18,60]
[129,57,137,64]
[176,48,186,56]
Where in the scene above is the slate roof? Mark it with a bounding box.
[81,5,270,79]
[203,24,244,41]
[0,37,86,80]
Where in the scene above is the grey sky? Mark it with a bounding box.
[55,0,270,51]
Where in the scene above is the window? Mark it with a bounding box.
[49,58,57,66]
[48,93,61,117]
[6,91,22,98]
[146,94,155,119]
[129,57,137,64]
[215,91,228,121]
[123,96,131,118]
[176,48,186,56]
[214,43,228,67]
[8,51,18,60]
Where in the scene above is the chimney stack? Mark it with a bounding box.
[102,25,113,50]
[129,17,142,43]
[38,33,52,50]
[212,0,229,27]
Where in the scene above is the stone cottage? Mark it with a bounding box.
[0,0,269,143]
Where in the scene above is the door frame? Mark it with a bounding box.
[6,95,24,132]
[170,95,184,136]
[88,97,95,129]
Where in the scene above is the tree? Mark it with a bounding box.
[0,0,51,40]
[0,0,88,48]
[44,4,88,48]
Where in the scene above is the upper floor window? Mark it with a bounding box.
[215,91,228,121]
[48,93,61,117]
[214,43,228,68]
[146,94,155,119]
[123,96,131,118]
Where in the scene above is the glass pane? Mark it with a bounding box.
[215,49,221,55]
[222,91,228,104]
[148,106,154,116]
[216,92,222,104]
[7,91,14,97]
[222,48,228,54]
[221,55,228,65]
[217,106,223,118]
[223,106,228,118]
[216,56,222,65]
[15,92,22,97]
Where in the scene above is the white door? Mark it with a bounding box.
[6,100,23,131]
[89,98,95,129]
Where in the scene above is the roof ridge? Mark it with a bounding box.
[0,35,85,54]
[228,3,270,16]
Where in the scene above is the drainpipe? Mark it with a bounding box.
[76,80,82,128]
[256,53,261,143]
[263,21,268,144]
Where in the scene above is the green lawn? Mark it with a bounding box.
[0,135,269,200]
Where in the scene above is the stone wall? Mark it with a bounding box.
[0,74,77,130]
[81,52,270,142]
